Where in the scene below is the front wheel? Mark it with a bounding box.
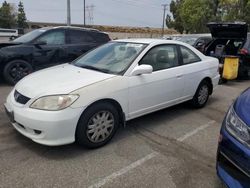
[3,60,33,85]
[191,80,210,108]
[76,102,119,149]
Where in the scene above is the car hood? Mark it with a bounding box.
[234,88,250,126]
[15,64,117,98]
[0,42,22,49]
[207,22,248,39]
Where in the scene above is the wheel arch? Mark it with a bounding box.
[79,98,126,127]
[200,77,213,95]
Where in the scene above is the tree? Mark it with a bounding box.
[17,1,28,28]
[166,0,250,34]
[180,0,214,33]
[0,1,16,28]
[166,0,184,33]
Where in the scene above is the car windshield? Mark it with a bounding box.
[13,29,47,43]
[73,42,147,74]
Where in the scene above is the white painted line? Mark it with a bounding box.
[88,120,216,187]
[177,120,216,142]
[88,151,159,188]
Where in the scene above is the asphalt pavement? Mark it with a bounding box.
[0,80,249,188]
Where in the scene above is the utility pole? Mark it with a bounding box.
[84,0,86,26]
[86,4,95,25]
[67,0,71,26]
[161,4,168,37]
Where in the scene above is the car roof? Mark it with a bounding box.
[39,26,105,34]
[115,38,189,45]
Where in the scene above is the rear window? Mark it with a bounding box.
[90,32,110,43]
[68,30,95,44]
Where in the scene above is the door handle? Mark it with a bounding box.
[176,74,183,78]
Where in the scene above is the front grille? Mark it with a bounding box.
[218,152,250,181]
[14,90,30,105]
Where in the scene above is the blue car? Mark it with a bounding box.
[217,88,250,187]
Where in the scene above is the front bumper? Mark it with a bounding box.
[217,121,250,187]
[4,90,84,146]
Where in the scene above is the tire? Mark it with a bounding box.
[3,60,33,85]
[76,102,120,149]
[191,80,210,108]
[218,77,227,85]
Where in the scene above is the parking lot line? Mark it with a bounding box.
[88,151,159,188]
[177,120,216,142]
[88,120,216,188]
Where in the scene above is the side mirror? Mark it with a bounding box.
[196,41,205,47]
[131,65,153,76]
[34,41,47,47]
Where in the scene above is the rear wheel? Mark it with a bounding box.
[76,102,119,149]
[3,60,33,85]
[191,80,210,108]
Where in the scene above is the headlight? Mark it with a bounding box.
[30,95,79,111]
[225,106,250,145]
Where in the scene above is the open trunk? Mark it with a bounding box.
[204,38,245,58]
[205,22,248,59]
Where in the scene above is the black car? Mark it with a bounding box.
[0,26,110,85]
[193,36,212,53]
[176,34,212,53]
[205,22,250,79]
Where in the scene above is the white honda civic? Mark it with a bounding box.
[4,39,220,148]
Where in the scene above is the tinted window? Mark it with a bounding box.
[68,30,95,44]
[180,46,201,64]
[139,45,179,71]
[37,30,65,45]
[13,29,47,43]
[90,32,110,43]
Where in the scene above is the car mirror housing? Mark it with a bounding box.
[34,41,47,46]
[196,41,205,47]
[131,65,153,76]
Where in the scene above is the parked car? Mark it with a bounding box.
[0,26,110,85]
[217,88,250,187]
[205,22,250,79]
[175,34,212,53]
[4,39,220,148]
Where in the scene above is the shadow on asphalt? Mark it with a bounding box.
[0,79,230,159]
[0,79,8,87]
[10,102,193,160]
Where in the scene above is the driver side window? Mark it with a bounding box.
[36,30,65,45]
[139,45,179,71]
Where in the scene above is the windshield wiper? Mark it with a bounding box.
[78,65,111,74]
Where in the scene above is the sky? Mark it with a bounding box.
[0,0,172,28]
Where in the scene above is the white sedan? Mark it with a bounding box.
[4,39,220,148]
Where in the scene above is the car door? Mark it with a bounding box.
[178,45,204,99]
[128,44,185,119]
[65,29,99,62]
[32,29,68,69]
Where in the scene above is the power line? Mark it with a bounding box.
[86,4,95,25]
[95,9,157,27]
[109,0,159,9]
